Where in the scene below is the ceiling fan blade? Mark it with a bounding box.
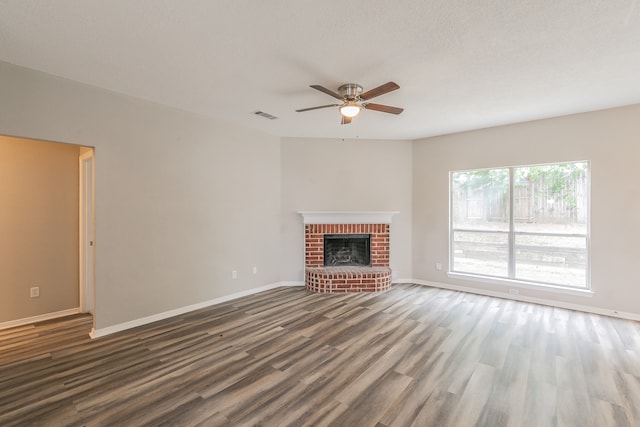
[310,85,344,100]
[360,82,400,101]
[296,104,339,112]
[364,103,404,115]
[341,115,352,125]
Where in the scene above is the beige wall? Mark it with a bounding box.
[280,137,413,282]
[2,58,640,329]
[0,61,282,330]
[0,136,80,322]
[413,104,640,316]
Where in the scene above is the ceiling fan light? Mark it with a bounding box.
[340,102,361,118]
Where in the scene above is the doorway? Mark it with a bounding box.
[0,135,92,329]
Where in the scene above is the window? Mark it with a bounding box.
[450,161,589,289]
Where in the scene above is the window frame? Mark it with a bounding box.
[448,161,591,293]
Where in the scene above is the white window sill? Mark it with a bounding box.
[447,272,594,298]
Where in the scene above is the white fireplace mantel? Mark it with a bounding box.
[298,211,399,225]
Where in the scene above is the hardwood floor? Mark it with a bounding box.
[1,284,640,426]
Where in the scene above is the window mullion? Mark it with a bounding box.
[508,167,515,279]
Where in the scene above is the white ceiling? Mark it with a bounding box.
[1,0,639,140]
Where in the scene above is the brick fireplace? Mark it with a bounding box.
[299,212,397,293]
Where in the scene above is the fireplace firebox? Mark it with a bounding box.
[324,234,370,267]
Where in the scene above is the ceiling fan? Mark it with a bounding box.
[296,82,404,125]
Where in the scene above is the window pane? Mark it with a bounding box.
[450,162,589,289]
[514,234,587,287]
[452,169,510,231]
[513,162,588,234]
[452,231,508,277]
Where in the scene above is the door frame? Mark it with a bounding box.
[79,149,95,314]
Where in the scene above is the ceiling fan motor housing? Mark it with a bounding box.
[338,83,363,100]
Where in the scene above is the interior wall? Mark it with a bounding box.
[4,56,639,329]
[0,61,282,330]
[0,136,80,323]
[413,103,640,316]
[280,137,413,282]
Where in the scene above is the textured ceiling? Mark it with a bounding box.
[1,0,639,140]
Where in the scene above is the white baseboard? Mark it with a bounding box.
[392,278,415,284]
[278,281,305,287]
[90,281,305,339]
[0,308,81,331]
[409,279,640,322]
[7,280,635,339]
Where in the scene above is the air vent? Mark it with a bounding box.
[253,111,278,120]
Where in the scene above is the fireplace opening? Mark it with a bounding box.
[324,234,371,267]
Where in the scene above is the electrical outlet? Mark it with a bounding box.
[231,270,238,279]
[252,266,257,275]
[509,288,519,295]
[30,286,40,298]
[435,262,442,271]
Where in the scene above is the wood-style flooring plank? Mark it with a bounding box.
[1,284,640,426]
